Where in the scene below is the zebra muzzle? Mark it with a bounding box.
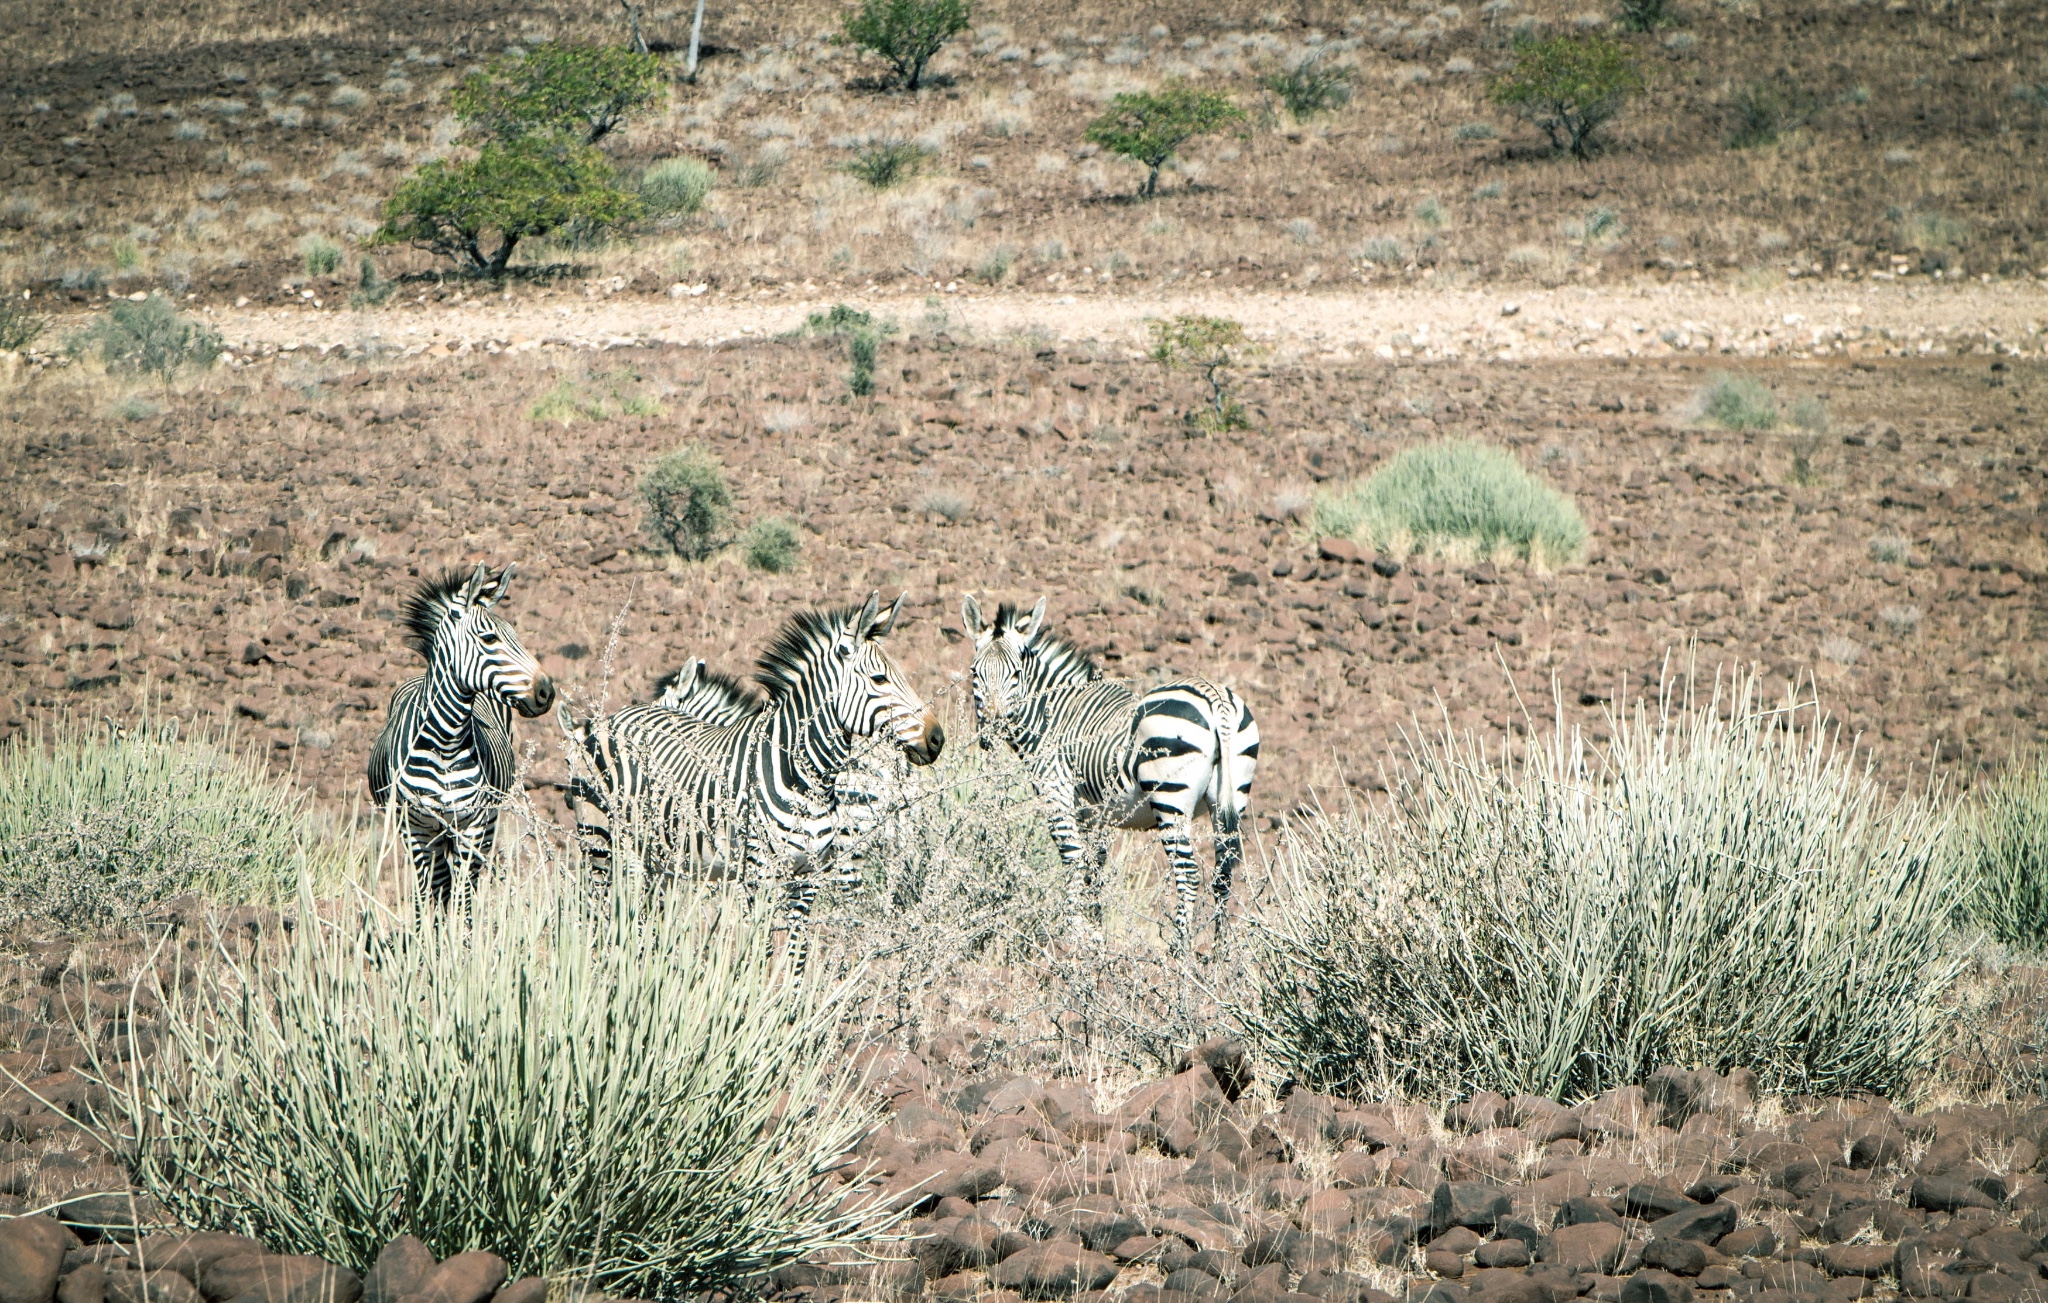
[516,674,557,718]
[905,710,945,766]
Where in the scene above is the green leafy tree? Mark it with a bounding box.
[1085,84,1244,198]
[1148,314,1256,432]
[841,0,971,91]
[641,444,734,560]
[1487,35,1646,160]
[373,136,640,277]
[451,42,667,145]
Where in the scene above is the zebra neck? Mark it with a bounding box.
[768,699,853,795]
[416,659,480,756]
[1011,677,1095,754]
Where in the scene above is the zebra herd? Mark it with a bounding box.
[369,564,1259,963]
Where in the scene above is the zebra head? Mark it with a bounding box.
[757,592,944,766]
[401,564,555,718]
[961,593,1047,749]
[653,658,765,723]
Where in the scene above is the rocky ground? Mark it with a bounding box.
[8,941,2048,1303]
[1,290,2043,815]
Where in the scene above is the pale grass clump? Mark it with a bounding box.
[1312,441,1587,565]
[1239,670,1964,1101]
[92,866,891,1292]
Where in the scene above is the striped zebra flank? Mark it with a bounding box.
[962,593,1259,951]
[568,592,944,973]
[367,564,555,906]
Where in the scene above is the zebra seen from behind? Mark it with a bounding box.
[369,564,555,906]
[571,592,944,967]
[961,594,1259,952]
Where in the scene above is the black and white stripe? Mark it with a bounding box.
[571,592,945,965]
[962,594,1259,951]
[368,564,555,905]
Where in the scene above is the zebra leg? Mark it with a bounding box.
[1042,803,1096,931]
[784,873,818,984]
[406,817,454,910]
[1154,811,1204,955]
[1210,813,1243,953]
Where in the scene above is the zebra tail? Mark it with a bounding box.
[1211,691,1243,886]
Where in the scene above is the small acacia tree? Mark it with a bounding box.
[841,0,971,91]
[452,42,667,145]
[1487,35,1645,160]
[373,136,639,276]
[1148,314,1255,432]
[1085,84,1244,198]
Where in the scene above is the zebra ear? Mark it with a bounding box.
[457,563,490,608]
[877,593,905,637]
[478,563,515,607]
[961,593,986,636]
[1022,596,1048,638]
[846,591,882,649]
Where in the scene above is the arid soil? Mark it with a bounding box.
[1,287,2042,818]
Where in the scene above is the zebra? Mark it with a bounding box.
[368,564,556,906]
[960,594,1259,952]
[570,592,944,964]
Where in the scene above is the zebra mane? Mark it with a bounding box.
[400,568,487,659]
[753,604,871,702]
[653,661,765,716]
[999,601,1102,684]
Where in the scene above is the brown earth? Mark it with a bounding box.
[1,298,2042,818]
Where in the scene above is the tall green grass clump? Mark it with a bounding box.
[640,158,714,219]
[1967,754,2048,951]
[0,717,351,931]
[1240,671,1964,1102]
[99,874,889,1290]
[1312,441,1587,563]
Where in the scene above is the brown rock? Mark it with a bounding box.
[360,1239,432,1303]
[415,1251,504,1303]
[1538,1223,1625,1275]
[198,1255,327,1303]
[1318,538,1364,565]
[489,1282,546,1303]
[1620,1271,1693,1303]
[133,1237,266,1286]
[57,1266,105,1303]
[1819,1245,1894,1279]
[988,1244,1120,1299]
[104,1272,203,1303]
[1,1216,80,1303]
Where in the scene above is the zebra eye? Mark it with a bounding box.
[869,673,889,685]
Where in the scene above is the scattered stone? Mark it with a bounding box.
[0,1216,78,1303]
[361,1237,434,1303]
[1620,1271,1693,1303]
[987,1244,1119,1299]
[1540,1223,1626,1275]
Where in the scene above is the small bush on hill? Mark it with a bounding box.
[742,517,804,573]
[1085,84,1244,198]
[1240,672,1964,1101]
[843,140,930,189]
[806,304,892,396]
[0,717,352,931]
[103,874,889,1289]
[641,443,733,560]
[374,136,639,277]
[0,290,47,352]
[1614,0,1675,30]
[1700,373,1778,430]
[1968,754,2048,951]
[1727,80,1816,149]
[841,0,972,91]
[1147,314,1255,433]
[297,234,342,276]
[1488,35,1645,159]
[1312,441,1587,564]
[451,42,667,145]
[1260,53,1353,120]
[65,295,223,384]
[639,158,714,218]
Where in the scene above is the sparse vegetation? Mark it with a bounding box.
[298,234,343,276]
[1085,84,1245,198]
[1312,441,1588,563]
[807,303,890,396]
[451,42,667,145]
[1614,0,1675,31]
[1699,373,1778,430]
[1870,534,1910,565]
[350,256,397,307]
[1727,79,1816,149]
[0,290,47,352]
[374,136,640,277]
[1965,754,2048,951]
[1243,673,1964,1100]
[741,517,804,573]
[101,872,890,1289]
[841,0,972,91]
[1147,314,1255,433]
[1488,34,1646,159]
[639,157,715,219]
[0,717,354,932]
[842,140,930,189]
[641,443,734,560]
[1259,52,1354,120]
[65,295,223,384]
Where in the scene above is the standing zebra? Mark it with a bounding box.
[570,592,944,965]
[961,594,1258,952]
[368,564,555,905]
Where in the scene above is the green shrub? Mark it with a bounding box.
[1699,373,1778,430]
[1312,441,1587,563]
[0,289,47,352]
[843,140,929,189]
[641,444,733,560]
[807,304,889,397]
[1148,314,1255,433]
[1614,0,1675,30]
[100,873,889,1289]
[374,136,639,277]
[1727,80,1815,149]
[350,256,396,308]
[66,295,223,384]
[297,234,343,277]
[1487,35,1646,159]
[1968,755,2048,951]
[1085,83,1245,198]
[1259,53,1353,120]
[0,717,354,932]
[973,244,1017,284]
[640,157,714,217]
[451,42,667,145]
[742,517,804,573]
[1239,673,1965,1101]
[1454,121,1497,141]
[841,0,972,91]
